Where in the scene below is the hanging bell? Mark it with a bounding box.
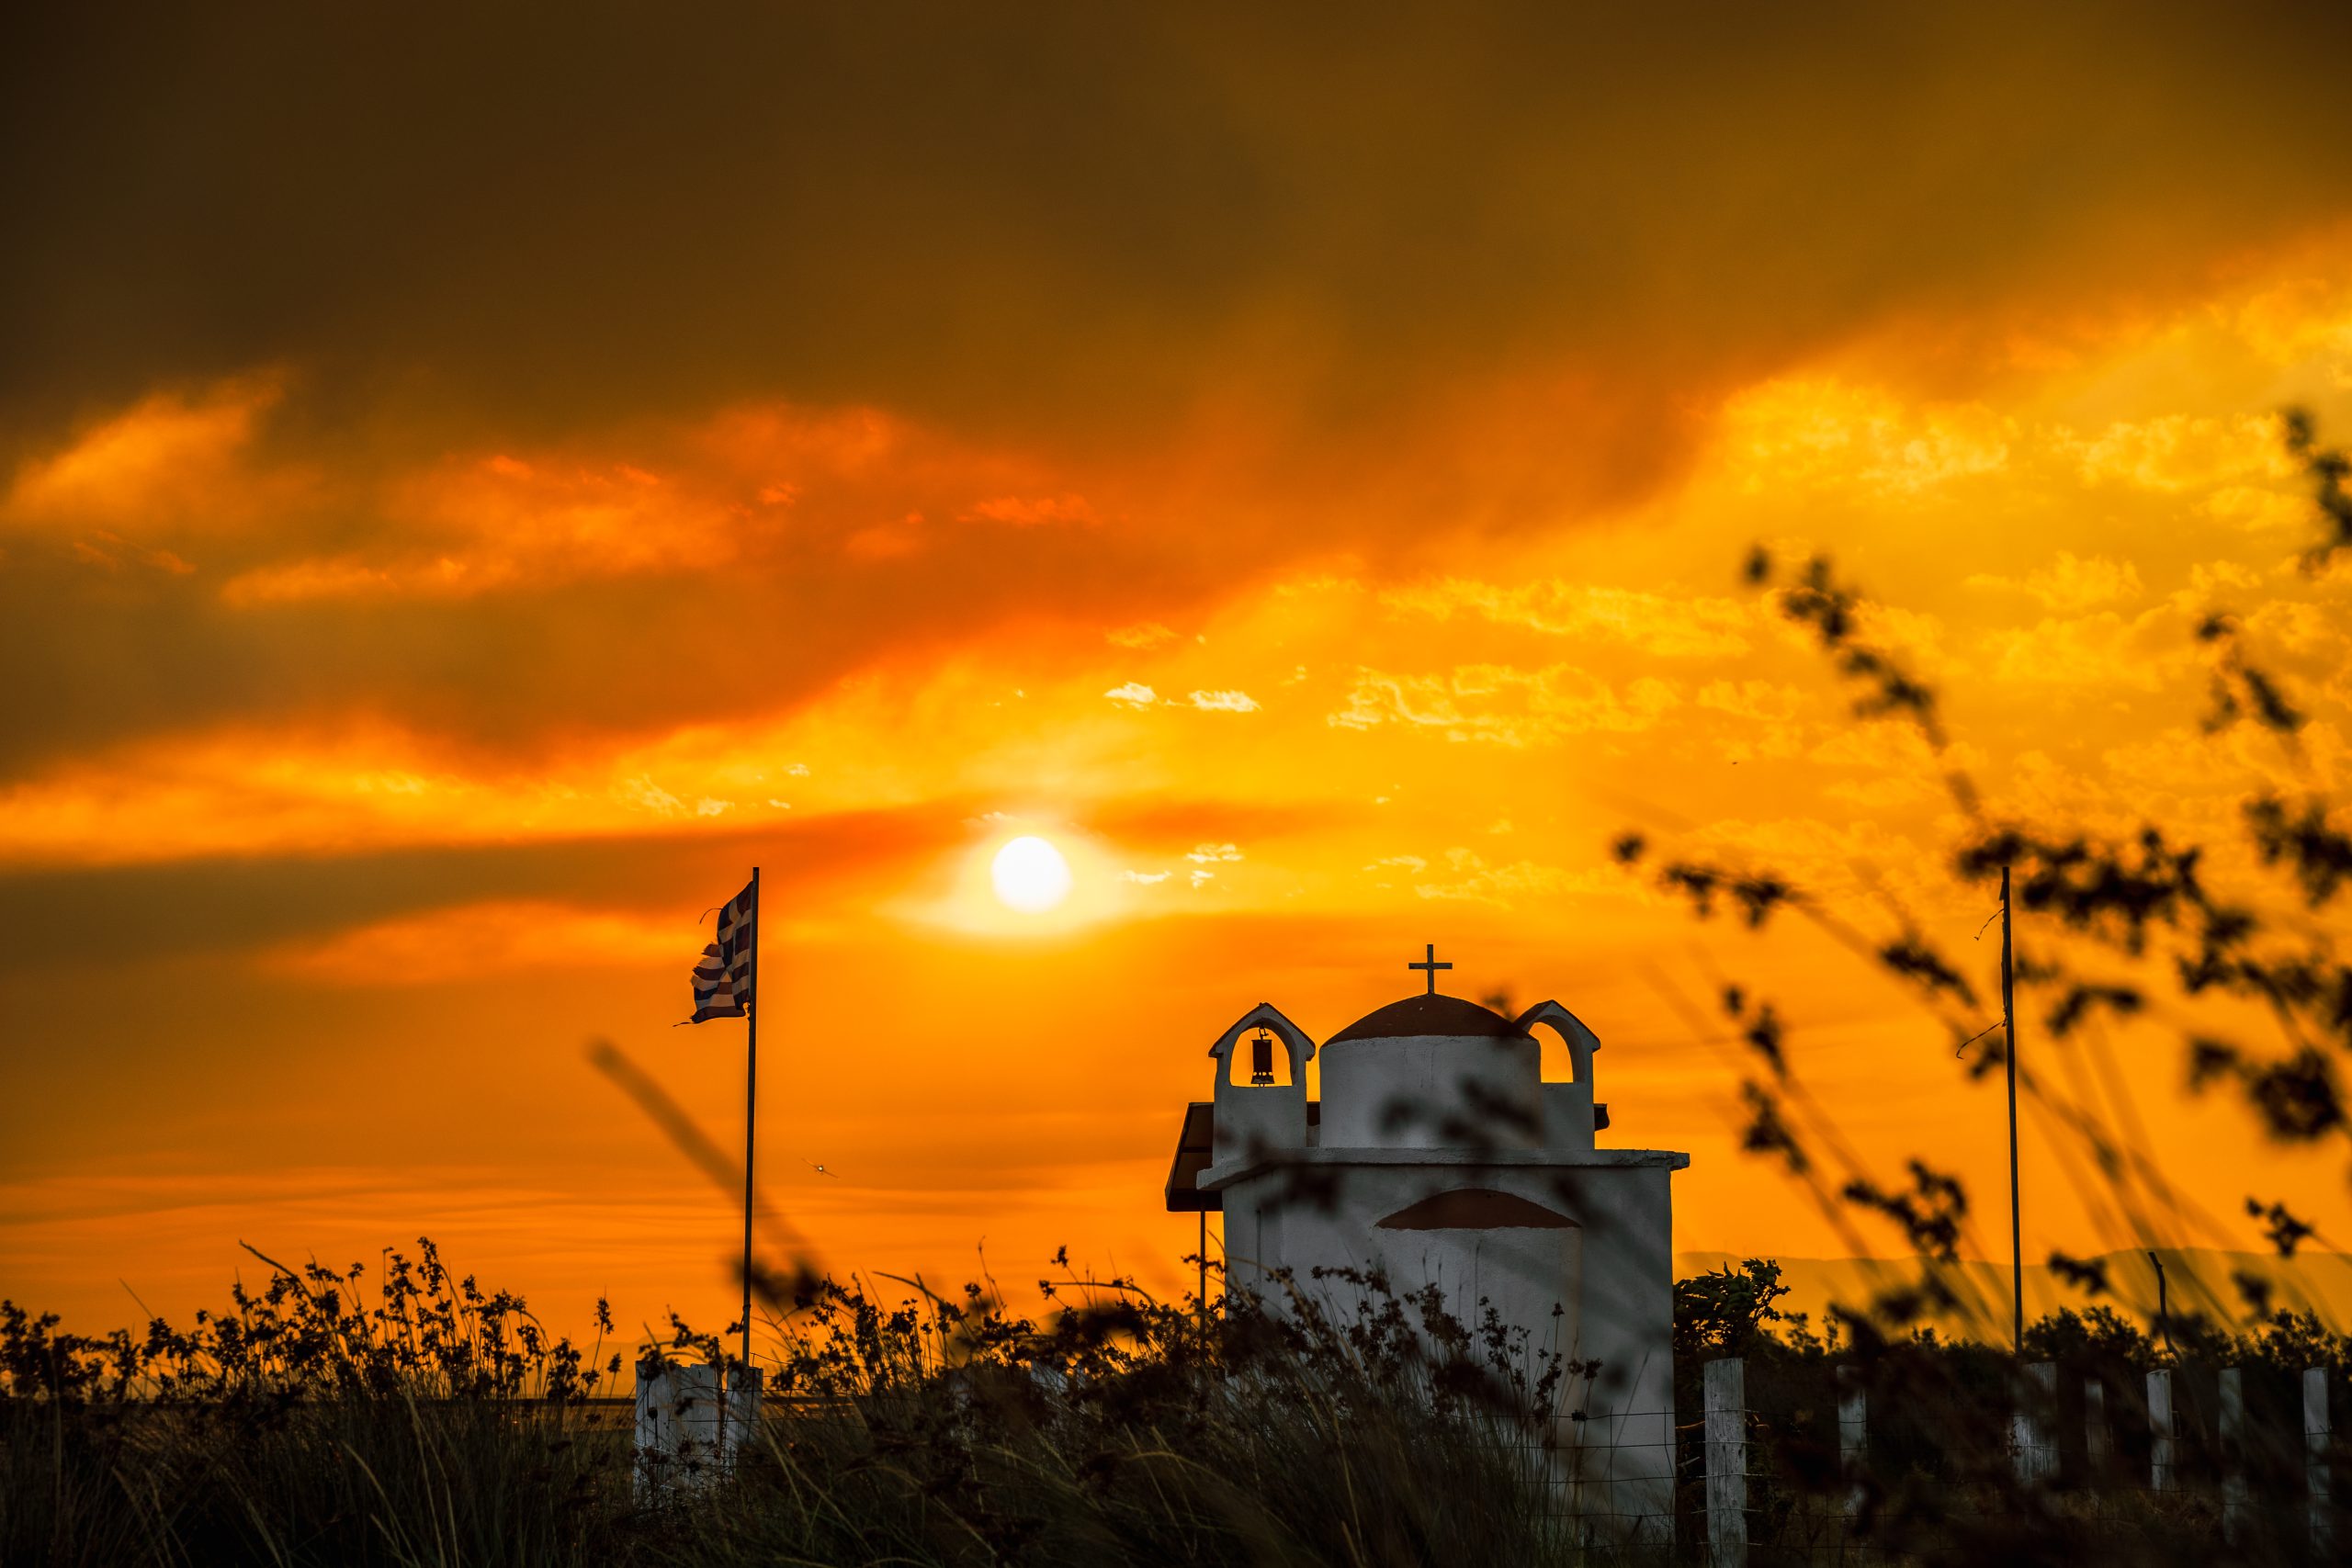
[1250,1028,1276,1086]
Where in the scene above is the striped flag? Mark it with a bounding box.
[685,877,757,1022]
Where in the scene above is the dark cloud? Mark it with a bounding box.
[0,450,1251,774]
[6,1,2352,773]
[7,2,2352,447]
[0,805,953,974]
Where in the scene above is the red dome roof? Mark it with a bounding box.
[1327,993,1520,1043]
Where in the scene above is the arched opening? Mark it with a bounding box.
[1516,1000,1597,1087]
[1533,1027,1577,1084]
[1227,1025,1295,1087]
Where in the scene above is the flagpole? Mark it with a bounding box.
[741,865,760,1379]
[2002,864,2023,1355]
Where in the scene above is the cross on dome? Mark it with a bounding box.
[1408,942,1452,995]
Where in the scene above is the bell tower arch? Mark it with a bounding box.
[1204,1002,1315,1162]
[1517,999,1602,1152]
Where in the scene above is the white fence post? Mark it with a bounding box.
[2084,1377,2109,1478]
[1836,1363,1866,1516]
[2012,1360,2057,1484]
[2220,1367,2248,1546]
[2148,1369,2177,1493]
[725,1364,763,1471]
[634,1359,762,1503]
[2310,1366,2335,1560]
[1703,1357,1747,1568]
[635,1359,718,1503]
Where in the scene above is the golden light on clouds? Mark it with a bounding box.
[7,5,2352,1340]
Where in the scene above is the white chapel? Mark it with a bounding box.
[1163,948,1688,1539]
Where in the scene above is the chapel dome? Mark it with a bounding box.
[1328,992,1520,1043]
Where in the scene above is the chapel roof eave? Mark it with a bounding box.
[1196,1145,1690,1191]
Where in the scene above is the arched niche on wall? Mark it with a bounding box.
[1375,1188,1581,1231]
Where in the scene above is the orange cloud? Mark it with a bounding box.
[959,493,1099,526]
[5,374,290,531]
[1965,551,2145,611]
[222,451,742,604]
[1327,664,1682,746]
[1380,577,1756,657]
[263,898,681,986]
[200,402,1133,606]
[2060,413,2296,494]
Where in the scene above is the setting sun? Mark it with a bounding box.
[989,835,1073,913]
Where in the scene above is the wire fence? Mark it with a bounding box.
[1654,1354,2347,1563]
[605,1354,2342,1558]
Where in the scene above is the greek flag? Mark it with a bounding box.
[685,877,756,1022]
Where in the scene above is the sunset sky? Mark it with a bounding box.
[7,4,2352,1342]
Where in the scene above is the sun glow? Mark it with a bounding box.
[989,835,1073,912]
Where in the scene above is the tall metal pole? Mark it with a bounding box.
[2002,865,2024,1354]
[741,865,760,1378]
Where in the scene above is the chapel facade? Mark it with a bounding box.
[1162,956,1688,1540]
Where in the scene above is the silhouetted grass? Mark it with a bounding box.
[12,1245,2348,1565]
[3,1244,1597,1567]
